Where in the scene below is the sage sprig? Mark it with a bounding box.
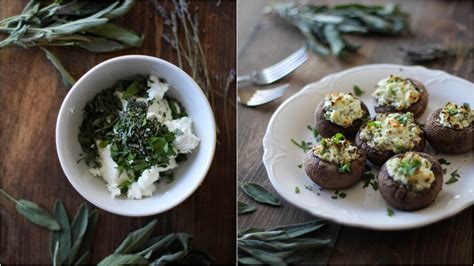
[0,0,143,87]
[264,2,409,57]
[238,201,257,215]
[238,220,331,265]
[240,182,282,207]
[0,188,60,231]
[50,200,72,264]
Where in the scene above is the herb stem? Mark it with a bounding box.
[0,188,19,204]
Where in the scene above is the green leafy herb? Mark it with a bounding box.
[122,80,141,98]
[50,200,71,264]
[353,85,365,96]
[332,190,347,199]
[396,113,409,125]
[291,139,313,152]
[297,164,303,169]
[307,124,319,139]
[438,158,451,165]
[398,158,422,177]
[238,220,330,264]
[240,182,282,206]
[265,2,408,56]
[98,254,148,266]
[462,102,470,109]
[339,163,350,173]
[0,1,142,88]
[331,195,338,200]
[448,108,459,116]
[68,203,89,264]
[295,186,300,193]
[387,208,394,217]
[339,192,347,198]
[367,120,382,127]
[0,189,60,231]
[115,220,157,254]
[238,201,257,215]
[304,185,313,191]
[362,172,378,191]
[320,138,328,147]
[331,133,345,144]
[445,168,460,185]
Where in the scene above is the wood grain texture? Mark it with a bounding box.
[0,0,236,264]
[237,0,472,264]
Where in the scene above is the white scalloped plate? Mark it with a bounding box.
[263,64,474,230]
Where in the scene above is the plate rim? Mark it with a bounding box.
[262,63,474,230]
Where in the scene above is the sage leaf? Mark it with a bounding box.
[136,234,176,257]
[105,0,136,19]
[269,219,325,238]
[52,241,60,266]
[46,18,109,35]
[238,228,264,238]
[77,36,126,52]
[240,183,281,206]
[323,24,345,56]
[68,203,89,264]
[87,23,143,47]
[50,200,71,264]
[76,209,100,263]
[114,219,157,254]
[98,254,148,266]
[238,201,257,215]
[41,47,76,87]
[238,256,263,265]
[150,233,190,265]
[74,250,90,265]
[0,189,60,231]
[122,80,140,98]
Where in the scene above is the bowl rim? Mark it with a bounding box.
[56,55,216,216]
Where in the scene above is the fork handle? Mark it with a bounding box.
[237,74,252,85]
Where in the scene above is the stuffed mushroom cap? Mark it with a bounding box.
[372,75,428,118]
[314,92,370,138]
[424,102,474,154]
[378,152,443,211]
[304,133,367,190]
[355,112,425,166]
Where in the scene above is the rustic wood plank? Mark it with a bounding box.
[237,0,472,264]
[0,1,236,264]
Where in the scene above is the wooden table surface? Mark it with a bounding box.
[238,0,472,264]
[0,1,236,264]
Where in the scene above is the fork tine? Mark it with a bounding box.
[246,84,289,106]
[262,47,307,75]
[259,49,308,84]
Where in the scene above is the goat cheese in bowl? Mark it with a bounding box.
[79,75,199,199]
[56,55,216,216]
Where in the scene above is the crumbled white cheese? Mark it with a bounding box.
[165,117,200,153]
[438,102,473,129]
[147,98,173,123]
[147,75,169,101]
[323,92,365,127]
[372,75,420,110]
[127,166,160,199]
[96,143,129,198]
[386,152,435,191]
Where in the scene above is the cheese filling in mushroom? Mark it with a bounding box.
[359,113,422,153]
[438,102,474,129]
[323,92,365,128]
[372,75,420,110]
[313,133,361,172]
[386,152,435,191]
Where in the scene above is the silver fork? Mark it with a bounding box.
[237,46,308,86]
[238,83,289,106]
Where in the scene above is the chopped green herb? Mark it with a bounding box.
[295,187,300,193]
[297,164,303,169]
[331,195,338,200]
[291,139,313,152]
[304,185,313,191]
[437,158,451,165]
[396,113,409,125]
[442,168,447,174]
[398,158,421,177]
[122,80,141,99]
[362,172,378,191]
[331,133,345,144]
[320,138,328,147]
[367,121,381,127]
[462,102,470,109]
[387,208,394,217]
[338,192,347,198]
[445,168,460,185]
[353,85,365,96]
[307,125,319,139]
[448,108,459,115]
[339,163,350,173]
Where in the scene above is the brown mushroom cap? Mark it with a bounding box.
[424,108,474,154]
[314,97,370,139]
[374,79,428,118]
[355,119,426,166]
[378,152,443,211]
[303,149,367,190]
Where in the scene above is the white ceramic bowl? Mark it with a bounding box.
[56,55,216,216]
